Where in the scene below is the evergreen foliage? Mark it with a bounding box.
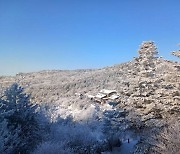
[0,83,41,154]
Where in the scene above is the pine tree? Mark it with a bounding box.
[133,41,159,98]
[0,83,41,154]
[138,41,158,78]
[172,44,180,58]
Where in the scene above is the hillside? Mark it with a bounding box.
[0,41,180,153]
[1,42,179,115]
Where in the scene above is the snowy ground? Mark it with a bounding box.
[112,135,140,154]
[40,97,141,153]
[102,131,140,154]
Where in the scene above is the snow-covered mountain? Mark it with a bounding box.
[0,41,179,153]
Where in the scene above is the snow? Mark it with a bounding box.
[86,94,95,98]
[100,89,117,95]
[108,94,120,100]
[114,137,139,154]
[102,133,140,154]
[96,93,107,99]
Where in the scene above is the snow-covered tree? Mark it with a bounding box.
[131,41,160,99]
[172,43,180,58]
[149,120,180,154]
[137,41,158,77]
[138,41,158,59]
[0,83,41,154]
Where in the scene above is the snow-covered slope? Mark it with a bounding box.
[0,41,179,153]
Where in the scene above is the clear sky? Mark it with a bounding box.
[0,0,180,76]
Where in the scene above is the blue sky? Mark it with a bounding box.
[0,0,180,76]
